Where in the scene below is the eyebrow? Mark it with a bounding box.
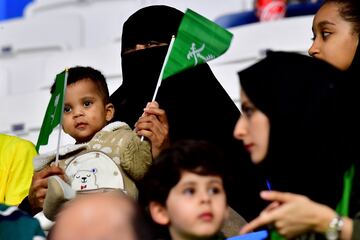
[240,100,253,109]
[81,96,97,101]
[207,179,223,185]
[180,178,222,186]
[318,20,336,28]
[312,20,336,33]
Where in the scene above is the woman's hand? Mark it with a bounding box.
[240,191,336,239]
[135,101,170,159]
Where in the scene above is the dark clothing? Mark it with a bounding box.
[120,5,183,56]
[347,44,360,218]
[18,197,33,215]
[110,5,264,221]
[239,51,352,210]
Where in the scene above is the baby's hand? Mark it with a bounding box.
[28,166,65,214]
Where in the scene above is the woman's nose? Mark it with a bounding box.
[308,40,319,57]
[233,116,247,140]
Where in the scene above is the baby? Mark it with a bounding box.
[34,66,152,222]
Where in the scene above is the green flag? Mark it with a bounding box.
[162,9,233,80]
[36,70,67,152]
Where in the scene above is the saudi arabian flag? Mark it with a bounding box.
[162,9,233,80]
[36,70,67,152]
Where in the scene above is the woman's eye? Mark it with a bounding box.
[242,106,255,118]
[64,106,71,113]
[83,101,92,107]
[321,31,331,39]
[146,40,161,47]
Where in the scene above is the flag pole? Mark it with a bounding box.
[141,35,176,142]
[54,69,68,166]
[151,35,176,101]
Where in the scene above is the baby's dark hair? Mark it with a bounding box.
[139,139,227,207]
[323,0,360,35]
[50,66,110,103]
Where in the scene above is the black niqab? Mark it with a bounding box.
[110,5,264,221]
[345,43,360,217]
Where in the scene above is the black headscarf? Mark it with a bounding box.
[110,5,183,127]
[345,42,360,217]
[239,51,352,208]
[348,40,360,78]
[110,5,264,221]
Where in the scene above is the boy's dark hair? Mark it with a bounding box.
[139,139,227,207]
[50,66,110,103]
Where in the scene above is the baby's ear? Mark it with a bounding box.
[105,103,115,121]
[149,201,170,225]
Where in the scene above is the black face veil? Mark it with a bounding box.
[110,5,264,220]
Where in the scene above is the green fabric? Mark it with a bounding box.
[336,165,355,217]
[0,204,45,240]
[269,165,355,240]
[162,8,233,80]
[270,229,284,240]
[36,70,67,151]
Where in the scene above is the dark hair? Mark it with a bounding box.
[323,0,360,35]
[139,139,227,207]
[50,66,110,104]
[132,200,155,240]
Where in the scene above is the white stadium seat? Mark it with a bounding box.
[0,0,316,145]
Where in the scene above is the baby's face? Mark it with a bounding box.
[166,171,228,239]
[62,78,113,143]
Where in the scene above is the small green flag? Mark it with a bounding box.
[36,70,67,152]
[162,9,233,80]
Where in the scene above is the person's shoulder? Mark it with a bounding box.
[0,134,36,153]
[0,204,46,239]
[90,121,140,148]
[106,121,137,138]
[98,121,132,133]
[0,134,33,146]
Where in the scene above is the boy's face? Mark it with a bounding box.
[62,78,114,143]
[153,171,228,240]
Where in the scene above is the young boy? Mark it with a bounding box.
[140,140,229,240]
[34,66,152,223]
